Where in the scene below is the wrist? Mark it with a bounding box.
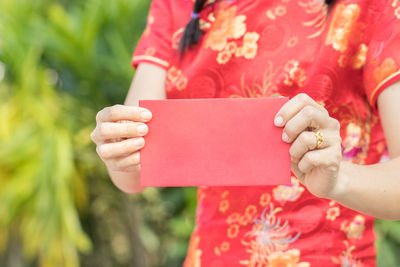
[108,165,144,194]
[327,160,352,201]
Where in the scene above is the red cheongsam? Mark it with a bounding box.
[132,0,400,266]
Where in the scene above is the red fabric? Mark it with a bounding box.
[133,0,400,266]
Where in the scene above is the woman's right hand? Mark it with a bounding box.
[90,104,152,172]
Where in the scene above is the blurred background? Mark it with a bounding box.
[0,0,399,266]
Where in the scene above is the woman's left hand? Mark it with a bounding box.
[274,93,343,199]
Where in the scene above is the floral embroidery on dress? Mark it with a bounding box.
[266,5,287,20]
[331,241,364,267]
[219,199,229,213]
[143,15,154,36]
[228,224,240,239]
[240,204,302,266]
[326,206,340,221]
[203,3,261,64]
[205,4,247,51]
[392,0,400,19]
[265,249,310,267]
[236,32,260,59]
[272,176,305,205]
[219,190,230,213]
[283,60,307,87]
[214,241,230,256]
[287,36,298,47]
[166,66,188,91]
[299,0,328,38]
[325,4,362,53]
[230,61,282,98]
[373,57,399,85]
[341,123,369,163]
[338,43,368,69]
[340,215,366,239]
[260,193,272,207]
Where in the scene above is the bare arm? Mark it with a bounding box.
[91,63,166,194]
[331,82,400,220]
[274,82,400,220]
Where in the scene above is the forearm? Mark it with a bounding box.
[331,157,400,220]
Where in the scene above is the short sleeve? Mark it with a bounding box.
[364,2,400,107]
[132,0,174,70]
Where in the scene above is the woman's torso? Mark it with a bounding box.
[142,0,395,265]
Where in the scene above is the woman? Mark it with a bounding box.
[90,0,400,265]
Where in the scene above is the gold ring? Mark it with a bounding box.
[315,131,323,149]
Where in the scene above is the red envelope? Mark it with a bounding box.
[139,97,290,187]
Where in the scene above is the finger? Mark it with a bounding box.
[94,122,148,142]
[96,104,152,123]
[297,146,342,174]
[109,152,141,171]
[282,105,330,143]
[274,93,327,127]
[289,130,338,162]
[97,137,145,159]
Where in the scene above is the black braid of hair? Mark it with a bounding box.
[179,0,207,55]
[179,0,336,54]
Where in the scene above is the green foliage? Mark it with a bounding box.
[0,0,399,266]
[0,0,195,266]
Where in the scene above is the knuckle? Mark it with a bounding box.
[302,105,314,117]
[95,111,102,122]
[298,132,312,146]
[328,164,339,173]
[109,104,123,120]
[131,152,141,165]
[303,153,314,165]
[98,123,110,138]
[124,123,137,135]
[96,145,107,158]
[284,122,296,136]
[298,160,307,173]
[328,118,340,130]
[289,146,296,157]
[114,158,124,170]
[298,93,310,104]
[122,139,136,153]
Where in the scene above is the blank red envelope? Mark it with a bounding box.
[139,97,290,187]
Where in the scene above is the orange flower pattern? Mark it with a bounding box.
[131,0,400,266]
[203,3,261,64]
[266,249,310,267]
[272,177,305,205]
[341,215,366,239]
[325,4,362,53]
[166,66,188,91]
[373,58,398,85]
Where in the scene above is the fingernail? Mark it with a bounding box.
[137,124,147,134]
[141,111,152,121]
[282,132,289,142]
[133,138,144,147]
[274,116,284,127]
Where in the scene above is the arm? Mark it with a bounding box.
[332,82,400,220]
[274,82,400,220]
[91,63,167,194]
